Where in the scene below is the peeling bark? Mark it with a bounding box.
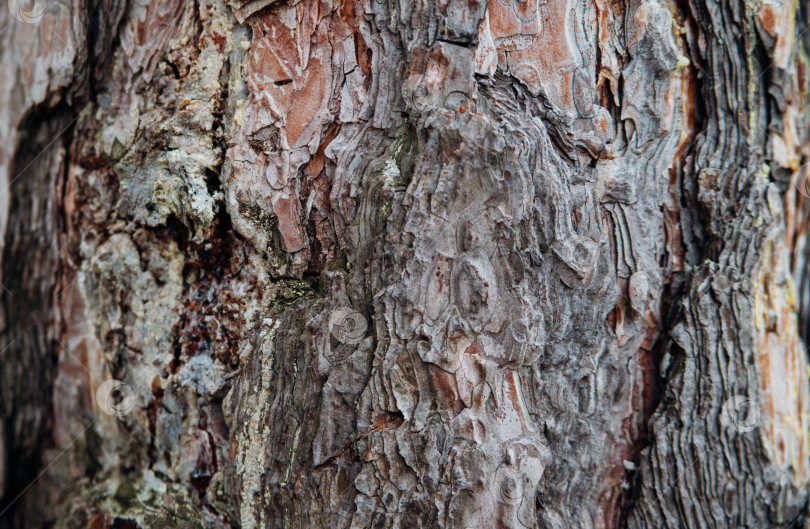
[1,0,810,528]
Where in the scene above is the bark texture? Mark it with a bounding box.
[1,0,810,528]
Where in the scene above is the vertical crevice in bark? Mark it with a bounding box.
[628,0,810,527]
[0,106,75,528]
[792,2,810,346]
[619,1,710,523]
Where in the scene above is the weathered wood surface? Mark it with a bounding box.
[0,0,809,528]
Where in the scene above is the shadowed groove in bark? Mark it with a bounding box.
[627,0,810,527]
[0,104,78,528]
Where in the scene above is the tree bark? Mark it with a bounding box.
[1,0,810,528]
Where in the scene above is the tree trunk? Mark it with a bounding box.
[1,0,810,527]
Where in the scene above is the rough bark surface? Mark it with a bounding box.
[1,0,809,528]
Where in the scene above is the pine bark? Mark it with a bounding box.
[1,0,809,528]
